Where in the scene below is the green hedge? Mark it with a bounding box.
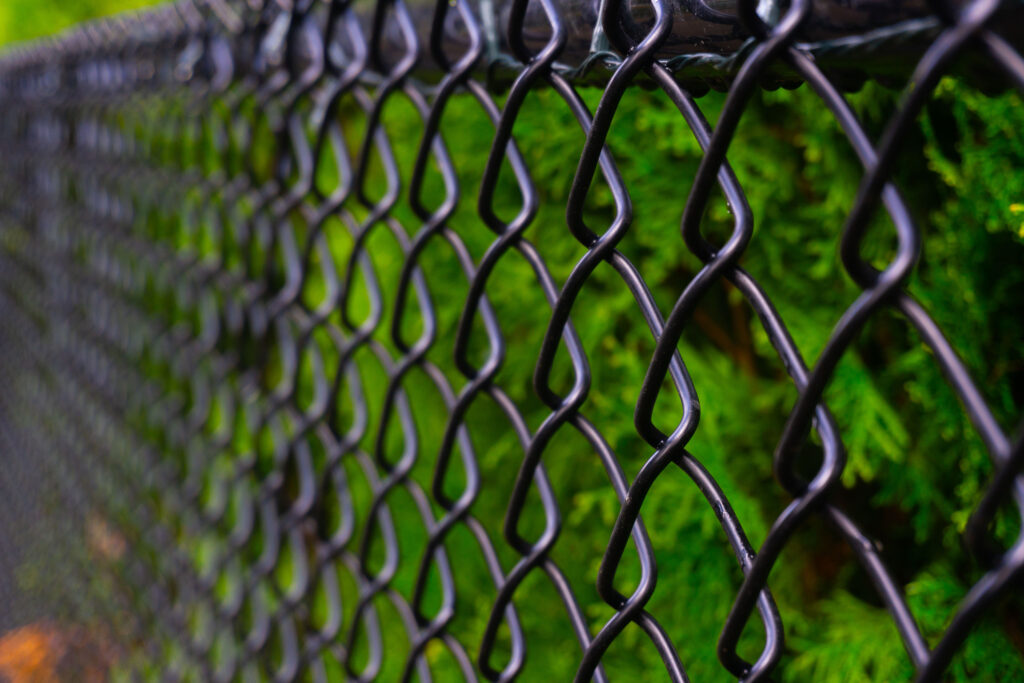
[308,77,1024,681]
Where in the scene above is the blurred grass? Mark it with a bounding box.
[0,0,160,48]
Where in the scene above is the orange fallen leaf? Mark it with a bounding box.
[0,622,117,682]
[0,624,59,683]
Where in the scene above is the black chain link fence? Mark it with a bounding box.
[0,0,1022,680]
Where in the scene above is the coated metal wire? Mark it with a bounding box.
[0,0,1022,680]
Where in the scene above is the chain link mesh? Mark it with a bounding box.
[0,0,1022,680]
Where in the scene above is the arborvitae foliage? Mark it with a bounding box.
[331,77,1024,680]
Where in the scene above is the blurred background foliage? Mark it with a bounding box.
[315,78,1024,683]
[0,0,158,47]
[3,1,1024,682]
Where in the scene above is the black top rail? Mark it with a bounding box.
[2,0,1023,91]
